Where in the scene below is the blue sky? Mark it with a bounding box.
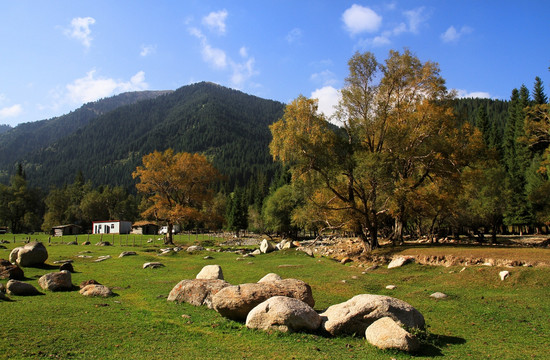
[1,1,549,127]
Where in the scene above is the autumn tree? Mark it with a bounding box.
[270,49,473,252]
[132,149,219,244]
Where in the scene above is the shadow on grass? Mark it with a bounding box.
[414,333,466,357]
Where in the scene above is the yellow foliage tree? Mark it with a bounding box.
[132,149,219,244]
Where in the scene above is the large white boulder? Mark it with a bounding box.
[246,296,321,333]
[259,239,276,254]
[365,316,420,352]
[196,265,224,280]
[9,242,48,267]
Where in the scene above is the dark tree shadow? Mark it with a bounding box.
[413,333,466,357]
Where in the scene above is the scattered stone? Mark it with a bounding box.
[0,259,24,280]
[320,294,425,336]
[299,248,314,257]
[173,247,183,252]
[81,241,91,245]
[246,296,321,333]
[59,262,74,273]
[460,267,467,272]
[94,255,111,262]
[6,280,42,296]
[38,271,73,291]
[67,241,78,245]
[9,241,48,267]
[143,262,165,269]
[386,285,397,290]
[351,276,358,280]
[181,314,191,319]
[168,279,231,308]
[80,284,114,297]
[212,278,315,321]
[78,255,93,258]
[80,279,101,288]
[53,259,74,264]
[341,257,352,264]
[119,251,137,258]
[251,249,261,256]
[387,256,414,269]
[430,292,448,299]
[196,265,224,280]
[257,273,282,283]
[203,255,214,260]
[95,241,111,246]
[186,245,205,252]
[259,239,276,254]
[499,271,510,281]
[341,280,347,284]
[243,253,255,258]
[365,317,420,352]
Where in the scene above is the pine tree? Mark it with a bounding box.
[532,76,548,105]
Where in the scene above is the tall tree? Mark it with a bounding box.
[270,49,470,252]
[532,76,548,105]
[133,149,219,244]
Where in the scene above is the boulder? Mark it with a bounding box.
[119,251,137,257]
[258,273,282,283]
[196,265,224,280]
[246,296,321,333]
[38,271,73,291]
[6,280,42,296]
[259,239,276,254]
[186,245,205,252]
[94,255,111,262]
[167,279,231,308]
[387,256,414,269]
[320,294,425,336]
[0,259,24,280]
[143,262,165,269]
[365,317,420,352]
[79,284,114,297]
[10,242,48,267]
[212,278,315,321]
[59,262,74,273]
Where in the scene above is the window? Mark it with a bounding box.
[111,224,115,229]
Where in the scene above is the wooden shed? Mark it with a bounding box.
[131,221,159,235]
[52,224,82,237]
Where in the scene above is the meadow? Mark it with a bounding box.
[1,234,549,359]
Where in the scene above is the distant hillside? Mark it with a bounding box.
[0,90,172,182]
[17,82,285,190]
[0,124,11,135]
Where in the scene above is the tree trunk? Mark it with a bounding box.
[165,223,174,245]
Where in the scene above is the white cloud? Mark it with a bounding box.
[239,46,248,58]
[441,25,473,43]
[0,104,23,119]
[66,69,148,103]
[189,27,227,69]
[311,86,341,119]
[403,7,427,34]
[286,28,303,44]
[230,57,258,89]
[202,10,228,34]
[456,89,491,99]
[64,17,95,48]
[140,44,156,57]
[342,5,382,35]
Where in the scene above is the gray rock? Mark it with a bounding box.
[38,271,73,291]
[257,273,283,283]
[186,245,205,252]
[0,259,24,280]
[94,255,111,262]
[80,284,114,297]
[365,317,420,352]
[119,251,137,258]
[387,256,414,269]
[259,239,275,254]
[10,242,48,267]
[168,279,231,308]
[251,249,262,256]
[6,280,42,296]
[430,292,448,299]
[212,278,315,321]
[246,296,321,333]
[320,294,425,336]
[59,262,74,273]
[196,265,224,280]
[143,262,165,269]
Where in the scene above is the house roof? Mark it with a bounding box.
[52,224,82,229]
[132,221,158,227]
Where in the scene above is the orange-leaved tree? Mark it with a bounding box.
[132,149,219,244]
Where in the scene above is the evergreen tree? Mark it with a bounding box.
[532,76,548,105]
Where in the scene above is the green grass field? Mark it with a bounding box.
[1,235,549,359]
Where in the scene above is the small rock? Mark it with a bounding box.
[260,239,276,254]
[0,259,24,280]
[6,280,42,296]
[386,285,397,290]
[81,241,91,245]
[143,262,165,269]
[53,259,74,264]
[365,317,420,352]
[196,265,224,280]
[258,273,283,283]
[59,262,74,273]
[80,284,114,297]
[499,271,510,281]
[430,292,448,299]
[186,245,205,252]
[38,271,73,291]
[251,249,261,256]
[203,256,214,260]
[94,255,111,262]
[387,256,414,269]
[341,257,352,264]
[119,251,137,258]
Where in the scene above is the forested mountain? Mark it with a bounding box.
[15,82,285,190]
[0,90,172,183]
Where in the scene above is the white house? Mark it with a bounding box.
[93,220,132,235]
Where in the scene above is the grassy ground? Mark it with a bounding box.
[1,235,549,359]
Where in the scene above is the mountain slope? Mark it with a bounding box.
[20,82,285,190]
[0,90,172,180]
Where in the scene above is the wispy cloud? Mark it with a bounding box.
[0,104,23,119]
[310,70,338,87]
[441,25,473,43]
[286,28,303,44]
[64,17,96,48]
[456,89,491,99]
[202,10,228,34]
[140,44,156,57]
[66,69,148,103]
[189,27,228,69]
[342,5,382,36]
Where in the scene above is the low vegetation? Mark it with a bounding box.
[1,236,549,359]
